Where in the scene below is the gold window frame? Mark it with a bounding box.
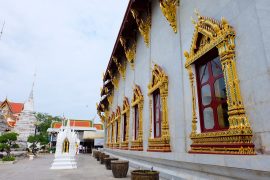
[110,112,115,148]
[130,85,144,151]
[148,64,171,152]
[120,97,130,150]
[113,107,121,149]
[106,116,111,148]
[184,11,255,155]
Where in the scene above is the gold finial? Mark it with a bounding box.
[194,9,201,19]
[184,51,189,58]
[191,17,196,25]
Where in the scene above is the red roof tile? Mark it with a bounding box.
[8,102,24,114]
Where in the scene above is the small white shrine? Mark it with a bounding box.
[50,120,79,170]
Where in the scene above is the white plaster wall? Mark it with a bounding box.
[123,57,135,148]
[133,33,151,151]
[150,0,184,154]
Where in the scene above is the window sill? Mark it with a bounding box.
[148,137,171,152]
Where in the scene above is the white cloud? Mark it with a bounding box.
[0,0,129,120]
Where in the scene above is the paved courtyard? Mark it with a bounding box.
[0,154,131,180]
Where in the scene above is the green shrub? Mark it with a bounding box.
[50,147,56,153]
[2,156,15,161]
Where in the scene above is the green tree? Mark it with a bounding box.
[27,134,48,156]
[35,113,62,140]
[0,132,19,157]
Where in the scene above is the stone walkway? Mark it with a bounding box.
[0,154,131,180]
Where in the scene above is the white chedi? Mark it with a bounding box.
[50,120,80,170]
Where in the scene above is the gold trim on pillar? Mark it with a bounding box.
[120,36,136,69]
[184,11,255,155]
[113,106,121,149]
[130,85,144,151]
[131,9,151,47]
[110,112,115,148]
[147,64,171,152]
[160,0,179,33]
[120,97,130,150]
[106,117,111,147]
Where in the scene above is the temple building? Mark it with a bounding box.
[0,99,24,132]
[0,83,37,148]
[47,119,104,153]
[97,0,270,179]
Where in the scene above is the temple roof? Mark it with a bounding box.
[98,0,151,113]
[51,119,102,129]
[0,99,24,114]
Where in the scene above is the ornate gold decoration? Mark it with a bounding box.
[160,0,179,33]
[131,9,151,47]
[110,112,115,148]
[184,11,255,155]
[147,64,170,152]
[113,107,121,149]
[120,97,130,150]
[112,75,119,90]
[130,85,144,151]
[112,56,126,80]
[106,116,111,147]
[120,36,136,69]
[107,91,114,105]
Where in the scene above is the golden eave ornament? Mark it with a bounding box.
[184,10,255,155]
[120,36,136,69]
[131,9,151,47]
[160,0,179,33]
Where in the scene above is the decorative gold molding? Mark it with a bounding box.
[160,0,179,33]
[184,11,255,155]
[120,97,130,150]
[120,37,136,69]
[130,85,144,151]
[147,64,171,152]
[131,9,151,47]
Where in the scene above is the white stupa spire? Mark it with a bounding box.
[24,72,36,112]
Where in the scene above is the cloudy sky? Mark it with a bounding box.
[0,0,129,121]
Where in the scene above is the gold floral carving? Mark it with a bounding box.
[130,85,144,151]
[131,9,151,47]
[147,64,170,152]
[120,37,136,69]
[120,97,130,150]
[184,11,255,155]
[160,0,179,33]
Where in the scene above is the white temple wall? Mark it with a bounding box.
[123,57,135,148]
[150,0,185,153]
[133,34,151,149]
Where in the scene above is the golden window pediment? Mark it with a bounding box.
[184,11,255,155]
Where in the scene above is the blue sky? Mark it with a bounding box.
[0,0,129,122]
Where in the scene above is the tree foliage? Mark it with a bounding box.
[0,132,19,157]
[27,134,48,155]
[35,113,62,137]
